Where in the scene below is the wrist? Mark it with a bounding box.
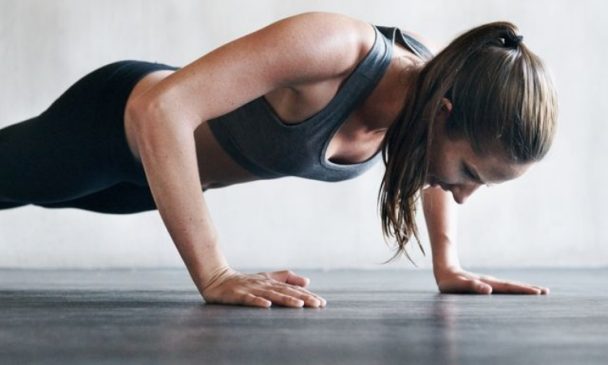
[432,260,462,279]
[190,244,231,290]
[199,265,234,292]
[198,259,230,287]
[430,240,461,277]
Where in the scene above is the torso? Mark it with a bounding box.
[123,31,428,191]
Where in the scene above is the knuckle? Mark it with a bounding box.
[288,298,304,305]
[241,292,255,302]
[287,286,312,298]
[275,292,291,301]
[274,292,302,306]
[270,282,291,291]
[307,295,320,302]
[264,288,307,306]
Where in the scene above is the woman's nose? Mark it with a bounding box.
[451,184,480,204]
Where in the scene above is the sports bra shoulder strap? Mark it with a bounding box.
[375,25,434,61]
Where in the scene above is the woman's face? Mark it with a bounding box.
[424,98,534,204]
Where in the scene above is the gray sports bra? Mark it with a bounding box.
[206,24,433,182]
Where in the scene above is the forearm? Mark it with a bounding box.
[420,188,549,295]
[128,105,229,293]
[421,187,461,275]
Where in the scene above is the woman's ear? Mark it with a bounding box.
[441,97,453,114]
[436,97,453,124]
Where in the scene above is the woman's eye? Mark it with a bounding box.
[463,165,492,187]
[462,165,475,180]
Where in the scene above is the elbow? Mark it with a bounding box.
[125,96,152,136]
[124,97,159,161]
[126,95,200,138]
[126,96,188,139]
[124,97,172,164]
[124,96,201,162]
[126,96,165,134]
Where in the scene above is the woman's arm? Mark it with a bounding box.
[421,186,550,295]
[421,186,461,274]
[125,12,374,306]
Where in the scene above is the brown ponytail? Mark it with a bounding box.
[377,21,558,264]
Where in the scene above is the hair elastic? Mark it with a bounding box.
[504,33,524,48]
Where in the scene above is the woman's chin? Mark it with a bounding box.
[422,182,436,190]
[424,177,437,189]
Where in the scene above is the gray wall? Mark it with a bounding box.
[1,0,605,270]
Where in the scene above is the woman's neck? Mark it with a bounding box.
[362,50,424,134]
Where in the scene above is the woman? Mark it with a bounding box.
[0,12,557,308]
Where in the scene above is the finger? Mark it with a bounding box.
[480,278,541,294]
[270,270,311,288]
[439,278,492,294]
[484,281,542,294]
[529,285,550,295]
[472,280,493,294]
[272,285,325,308]
[241,293,272,308]
[273,282,327,307]
[258,271,324,306]
[261,289,305,308]
[286,273,310,288]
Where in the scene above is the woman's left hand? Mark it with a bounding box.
[434,267,550,295]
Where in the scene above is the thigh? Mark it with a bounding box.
[36,181,157,214]
[0,113,115,204]
[0,60,180,205]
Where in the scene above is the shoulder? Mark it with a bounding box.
[264,12,378,82]
[127,12,380,128]
[276,11,375,47]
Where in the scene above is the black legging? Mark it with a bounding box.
[0,60,181,214]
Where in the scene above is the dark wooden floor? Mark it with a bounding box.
[1,268,606,364]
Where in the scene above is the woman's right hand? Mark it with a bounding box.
[200,267,327,308]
